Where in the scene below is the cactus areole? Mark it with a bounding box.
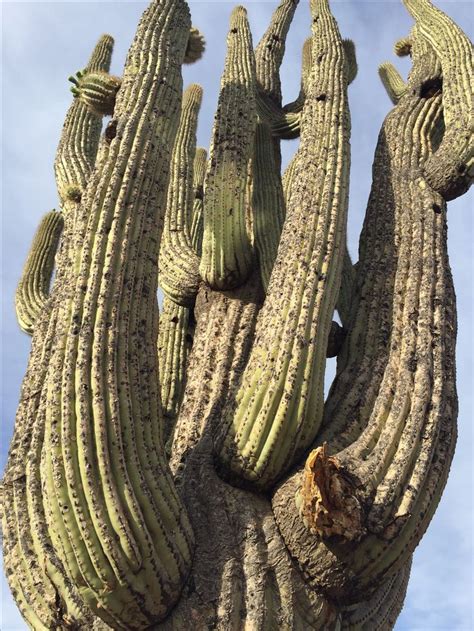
[2,0,472,629]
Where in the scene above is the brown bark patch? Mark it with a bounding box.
[300,444,366,542]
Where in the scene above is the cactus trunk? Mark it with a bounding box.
[2,0,472,628]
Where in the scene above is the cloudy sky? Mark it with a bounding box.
[1,0,472,629]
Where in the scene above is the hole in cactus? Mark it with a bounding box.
[432,203,442,214]
[105,118,117,142]
[420,77,442,99]
[316,94,327,102]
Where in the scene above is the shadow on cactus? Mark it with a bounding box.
[2,0,472,629]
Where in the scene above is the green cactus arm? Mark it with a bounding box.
[199,7,257,290]
[258,37,356,140]
[379,62,408,104]
[216,0,351,490]
[273,33,457,604]
[54,34,114,206]
[336,245,356,329]
[403,0,473,200]
[15,210,64,335]
[159,84,203,306]
[189,147,207,256]
[255,0,299,104]
[157,145,208,447]
[70,70,121,116]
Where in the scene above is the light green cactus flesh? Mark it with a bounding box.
[2,0,472,628]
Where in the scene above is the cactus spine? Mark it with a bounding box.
[2,0,472,628]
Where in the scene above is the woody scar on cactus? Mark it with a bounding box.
[1,0,472,629]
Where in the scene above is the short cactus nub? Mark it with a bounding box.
[394,36,413,56]
[184,26,206,64]
[69,70,121,116]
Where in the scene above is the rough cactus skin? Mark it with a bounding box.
[2,0,472,630]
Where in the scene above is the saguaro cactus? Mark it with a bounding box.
[2,0,472,629]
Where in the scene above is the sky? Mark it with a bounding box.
[1,0,473,629]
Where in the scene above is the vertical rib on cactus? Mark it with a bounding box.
[159,84,202,306]
[2,34,115,630]
[252,121,286,290]
[273,34,456,603]
[199,7,257,290]
[15,210,63,335]
[217,0,351,490]
[403,0,473,199]
[189,147,207,255]
[158,298,192,448]
[379,62,407,104]
[36,1,194,626]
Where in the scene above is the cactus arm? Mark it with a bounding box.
[273,33,458,605]
[2,34,116,630]
[54,34,114,206]
[336,245,356,329]
[343,39,358,86]
[255,0,299,104]
[184,27,206,64]
[158,145,206,449]
[159,84,202,306]
[283,37,313,115]
[15,210,64,335]
[259,37,356,140]
[379,62,408,104]
[216,0,351,490]
[40,2,195,626]
[5,3,196,628]
[403,0,473,200]
[200,7,257,291]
